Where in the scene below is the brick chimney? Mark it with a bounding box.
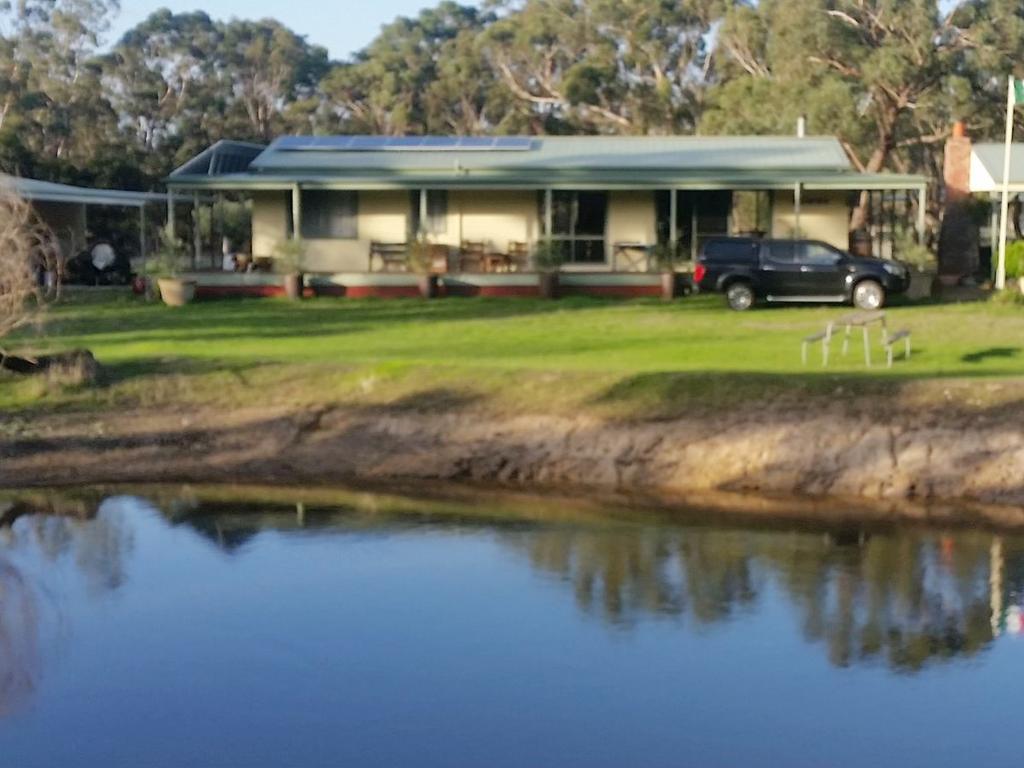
[943,121,972,204]
[938,121,979,277]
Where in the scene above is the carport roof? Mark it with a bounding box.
[2,174,166,207]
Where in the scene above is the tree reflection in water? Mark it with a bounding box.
[500,523,1008,671]
[171,497,1021,673]
[0,500,133,715]
[0,489,1021,703]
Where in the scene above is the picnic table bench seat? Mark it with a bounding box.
[884,328,912,368]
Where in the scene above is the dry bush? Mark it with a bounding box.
[0,184,62,346]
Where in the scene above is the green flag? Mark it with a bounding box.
[1015,78,1024,105]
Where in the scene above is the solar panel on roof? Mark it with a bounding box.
[418,136,455,148]
[273,135,536,152]
[458,137,497,149]
[493,137,534,150]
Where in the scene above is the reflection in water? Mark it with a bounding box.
[142,494,1024,672]
[0,490,1022,715]
[3,490,1024,767]
[0,501,133,714]
[0,559,38,716]
[503,523,1004,670]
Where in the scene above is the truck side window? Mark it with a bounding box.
[798,243,842,266]
[704,239,757,262]
[767,241,798,263]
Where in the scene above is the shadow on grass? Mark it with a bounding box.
[94,357,269,390]
[962,347,1020,364]
[364,387,483,414]
[591,369,1024,420]
[43,295,631,342]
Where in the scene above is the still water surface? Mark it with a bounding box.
[0,488,1020,767]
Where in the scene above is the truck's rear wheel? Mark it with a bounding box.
[726,282,754,311]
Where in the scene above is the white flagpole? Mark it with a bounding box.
[996,76,1014,290]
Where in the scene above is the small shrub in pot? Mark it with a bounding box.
[532,239,564,299]
[273,238,305,300]
[147,230,195,307]
[651,242,679,300]
[406,239,439,298]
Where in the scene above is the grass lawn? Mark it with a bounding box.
[2,290,1023,420]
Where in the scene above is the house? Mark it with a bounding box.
[166,135,926,297]
[938,123,1024,279]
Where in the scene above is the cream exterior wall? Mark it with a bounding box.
[606,191,656,269]
[251,191,290,258]
[771,190,850,249]
[444,190,539,251]
[252,190,408,272]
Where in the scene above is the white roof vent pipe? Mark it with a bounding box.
[797,115,807,138]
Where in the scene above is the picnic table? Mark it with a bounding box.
[837,310,887,367]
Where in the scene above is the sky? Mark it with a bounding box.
[110,0,434,59]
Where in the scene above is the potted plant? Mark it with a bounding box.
[894,232,938,300]
[532,239,564,299]
[406,238,439,298]
[147,230,195,307]
[651,242,679,300]
[273,238,305,300]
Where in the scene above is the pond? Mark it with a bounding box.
[0,487,1020,767]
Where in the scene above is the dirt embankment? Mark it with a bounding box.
[1,401,1022,521]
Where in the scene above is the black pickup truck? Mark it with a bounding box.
[693,237,911,311]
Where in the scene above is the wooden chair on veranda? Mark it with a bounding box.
[507,241,530,272]
[459,240,486,273]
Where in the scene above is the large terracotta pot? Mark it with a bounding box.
[661,271,678,301]
[283,272,303,300]
[418,274,439,299]
[157,278,197,307]
[537,271,559,299]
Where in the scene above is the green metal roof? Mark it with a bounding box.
[167,134,926,191]
[2,174,166,207]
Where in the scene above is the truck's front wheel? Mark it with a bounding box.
[853,279,885,310]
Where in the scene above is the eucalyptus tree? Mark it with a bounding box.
[319,2,495,135]
[951,0,1024,137]
[0,0,121,177]
[703,0,969,178]
[218,19,329,140]
[481,0,724,134]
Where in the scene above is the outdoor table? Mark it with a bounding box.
[837,310,888,367]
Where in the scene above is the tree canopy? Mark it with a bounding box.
[0,0,1019,200]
